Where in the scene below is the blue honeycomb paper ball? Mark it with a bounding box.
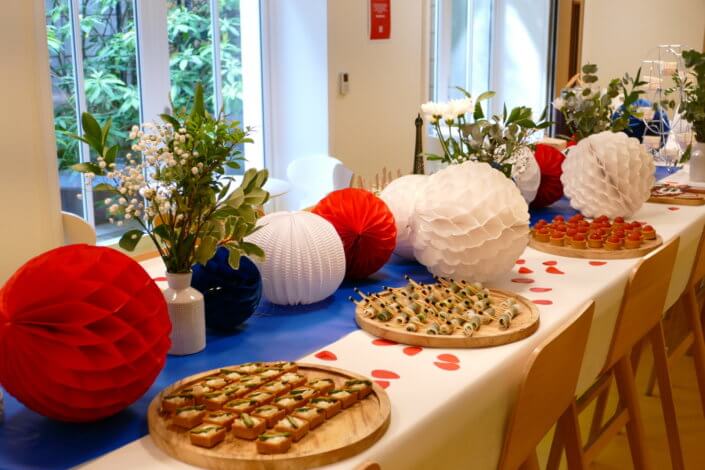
[192,248,262,331]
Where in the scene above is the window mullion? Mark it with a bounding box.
[210,0,224,114]
[68,0,95,226]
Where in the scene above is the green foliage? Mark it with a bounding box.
[71,83,268,272]
[46,0,244,170]
[555,63,644,142]
[424,89,549,178]
[664,50,705,143]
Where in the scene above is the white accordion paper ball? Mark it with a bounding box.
[379,174,429,259]
[410,161,530,282]
[561,131,655,218]
[245,211,346,305]
[512,146,541,204]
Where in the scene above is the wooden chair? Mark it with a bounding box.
[645,226,705,418]
[498,302,595,470]
[547,238,684,470]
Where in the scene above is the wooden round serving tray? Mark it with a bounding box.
[648,195,705,206]
[355,288,539,348]
[529,235,662,259]
[148,363,390,470]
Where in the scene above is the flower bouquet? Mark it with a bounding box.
[69,83,269,354]
[421,88,549,182]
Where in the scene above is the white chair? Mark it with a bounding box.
[61,211,96,245]
[286,155,353,209]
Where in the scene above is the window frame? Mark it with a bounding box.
[51,0,265,249]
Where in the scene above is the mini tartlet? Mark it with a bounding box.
[189,424,226,448]
[256,432,292,454]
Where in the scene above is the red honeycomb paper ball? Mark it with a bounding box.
[531,144,566,208]
[0,244,170,422]
[313,188,397,280]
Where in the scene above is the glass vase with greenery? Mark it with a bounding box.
[553,63,646,142]
[422,89,550,178]
[667,50,705,145]
[68,83,268,273]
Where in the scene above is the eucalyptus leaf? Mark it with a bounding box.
[119,229,143,251]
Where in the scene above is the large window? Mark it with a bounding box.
[45,0,263,243]
[430,0,554,119]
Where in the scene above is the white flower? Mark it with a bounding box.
[448,97,473,117]
[118,197,127,205]
[552,96,565,110]
[109,204,119,214]
[116,220,123,227]
[103,198,111,205]
[421,101,450,118]
[191,167,199,175]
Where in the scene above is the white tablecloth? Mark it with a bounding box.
[80,172,705,470]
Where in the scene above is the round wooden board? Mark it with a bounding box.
[529,235,662,260]
[148,363,391,470]
[355,288,540,348]
[648,195,705,206]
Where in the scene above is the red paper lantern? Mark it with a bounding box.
[0,244,170,422]
[531,144,566,208]
[313,188,397,280]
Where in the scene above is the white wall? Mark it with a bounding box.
[0,0,63,283]
[582,0,705,81]
[327,0,428,182]
[263,0,329,210]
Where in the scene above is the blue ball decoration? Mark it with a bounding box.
[191,248,262,331]
[612,98,670,146]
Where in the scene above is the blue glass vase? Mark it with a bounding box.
[191,248,262,331]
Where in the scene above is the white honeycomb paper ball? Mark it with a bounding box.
[245,211,346,305]
[561,131,655,218]
[410,161,530,282]
[512,146,541,204]
[379,174,429,259]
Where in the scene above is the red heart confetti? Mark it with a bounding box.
[373,380,390,389]
[434,362,460,371]
[314,350,337,361]
[515,259,526,265]
[543,260,558,266]
[532,299,553,305]
[518,267,533,274]
[511,278,535,284]
[546,266,564,275]
[372,369,400,379]
[668,207,680,211]
[529,287,552,293]
[152,276,167,282]
[372,339,397,346]
[403,346,423,356]
[589,261,607,266]
[437,353,459,363]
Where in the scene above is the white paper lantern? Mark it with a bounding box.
[512,146,541,204]
[379,174,429,259]
[410,161,530,282]
[561,131,655,218]
[245,211,346,305]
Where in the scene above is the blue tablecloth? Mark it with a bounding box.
[0,166,674,470]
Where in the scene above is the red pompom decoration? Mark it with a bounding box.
[313,188,397,280]
[531,144,566,208]
[0,245,170,422]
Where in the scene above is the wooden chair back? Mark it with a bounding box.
[688,226,705,289]
[603,238,680,372]
[498,302,595,470]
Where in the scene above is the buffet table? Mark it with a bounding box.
[1,168,703,470]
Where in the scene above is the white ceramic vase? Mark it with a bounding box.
[164,272,205,356]
[690,141,705,183]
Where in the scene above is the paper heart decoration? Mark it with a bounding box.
[561,131,655,218]
[0,244,170,422]
[411,161,530,282]
[379,174,429,259]
[245,211,346,305]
